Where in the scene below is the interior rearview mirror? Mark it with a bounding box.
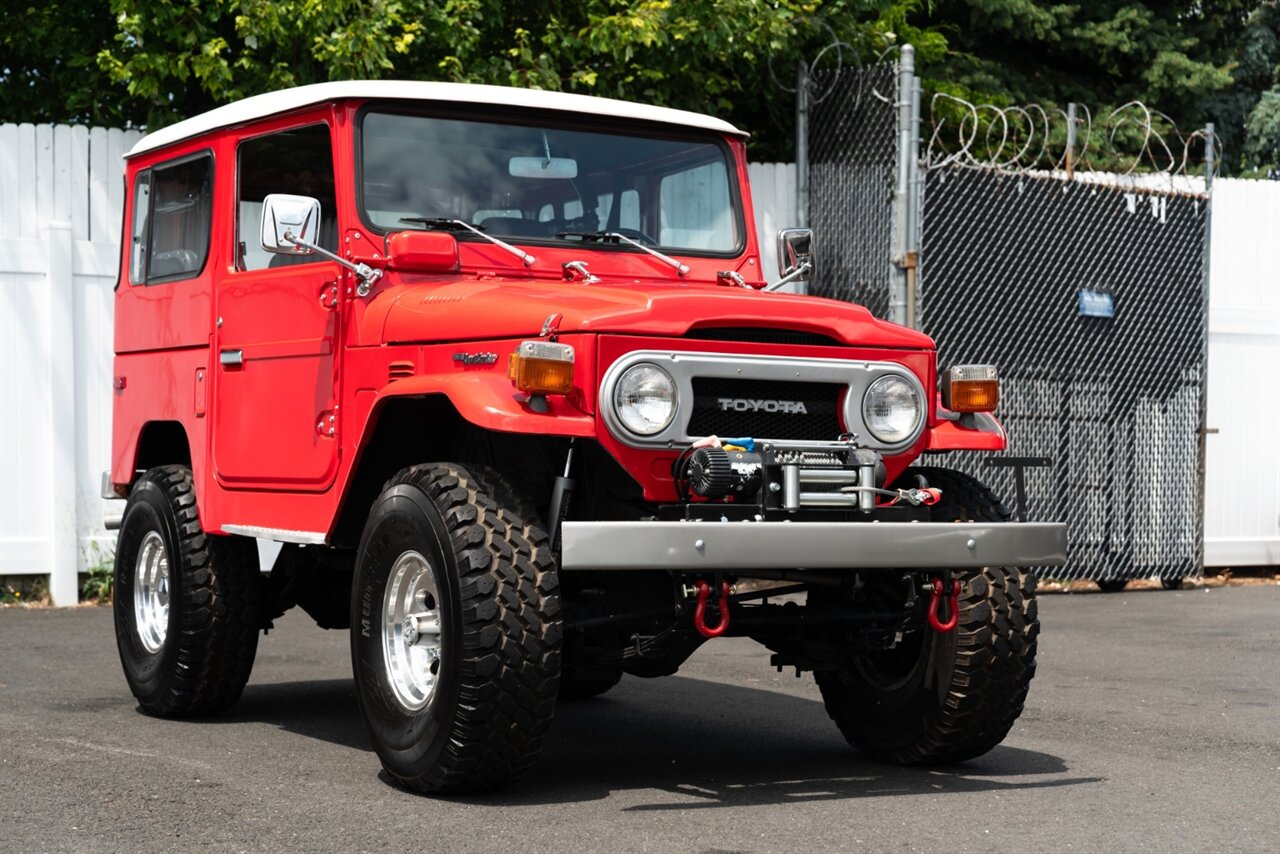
[509,157,578,179]
[777,227,814,280]
[261,193,322,254]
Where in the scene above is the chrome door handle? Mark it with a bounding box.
[219,349,243,368]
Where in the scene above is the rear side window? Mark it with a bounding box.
[129,153,213,285]
[128,172,150,282]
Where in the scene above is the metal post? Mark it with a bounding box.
[1195,122,1214,579]
[795,61,809,230]
[905,75,923,329]
[1065,103,1077,179]
[889,45,915,327]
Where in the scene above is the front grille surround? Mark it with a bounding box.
[599,350,927,452]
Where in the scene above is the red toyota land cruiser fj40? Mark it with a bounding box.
[108,81,1066,793]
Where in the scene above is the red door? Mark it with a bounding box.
[211,261,342,491]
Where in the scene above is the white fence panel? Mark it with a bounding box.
[747,162,798,286]
[0,122,143,605]
[1204,178,1280,566]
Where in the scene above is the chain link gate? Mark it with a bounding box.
[803,47,1212,583]
[805,61,899,313]
[919,169,1208,583]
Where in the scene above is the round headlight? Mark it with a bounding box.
[862,374,922,445]
[614,364,677,436]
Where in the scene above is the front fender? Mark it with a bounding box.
[925,410,1007,452]
[370,373,596,437]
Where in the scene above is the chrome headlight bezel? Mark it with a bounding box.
[860,373,925,447]
[612,362,679,436]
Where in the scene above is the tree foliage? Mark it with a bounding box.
[1,0,1275,170]
[913,1,1278,173]
[82,0,926,160]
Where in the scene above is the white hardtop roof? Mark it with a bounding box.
[127,80,746,157]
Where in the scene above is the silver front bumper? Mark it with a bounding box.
[560,520,1067,571]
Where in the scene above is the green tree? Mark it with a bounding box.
[913,1,1272,173]
[0,1,146,126]
[86,0,928,159]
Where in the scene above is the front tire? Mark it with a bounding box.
[351,464,561,793]
[815,467,1039,764]
[113,465,261,716]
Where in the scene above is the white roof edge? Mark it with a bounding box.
[127,81,747,158]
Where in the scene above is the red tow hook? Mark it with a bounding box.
[693,579,732,638]
[927,577,962,633]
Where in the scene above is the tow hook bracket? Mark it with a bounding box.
[693,579,732,638]
[927,576,962,633]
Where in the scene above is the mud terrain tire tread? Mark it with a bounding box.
[817,466,1039,764]
[355,463,561,793]
[114,465,260,717]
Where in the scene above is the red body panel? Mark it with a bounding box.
[111,96,1002,540]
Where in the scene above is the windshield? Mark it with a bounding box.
[360,110,741,254]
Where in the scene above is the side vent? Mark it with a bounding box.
[387,360,415,382]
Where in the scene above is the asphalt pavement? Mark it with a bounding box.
[1,585,1277,853]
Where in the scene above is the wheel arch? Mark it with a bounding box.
[116,420,193,491]
[332,394,560,548]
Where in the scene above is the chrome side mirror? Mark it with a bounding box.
[767,227,814,291]
[261,193,321,254]
[776,227,814,280]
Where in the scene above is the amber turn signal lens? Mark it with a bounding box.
[941,365,999,413]
[508,341,575,395]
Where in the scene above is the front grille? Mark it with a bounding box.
[686,378,844,440]
[686,327,844,347]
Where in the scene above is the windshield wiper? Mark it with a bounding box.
[553,231,689,277]
[400,217,535,267]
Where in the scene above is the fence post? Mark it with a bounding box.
[1066,103,1077,179]
[1196,123,1214,579]
[890,45,916,326]
[46,219,79,606]
[795,61,809,237]
[906,74,923,329]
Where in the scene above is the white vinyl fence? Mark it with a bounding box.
[0,129,1276,605]
[1,124,143,605]
[1203,178,1280,566]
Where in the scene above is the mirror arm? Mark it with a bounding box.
[765,261,812,292]
[284,230,383,297]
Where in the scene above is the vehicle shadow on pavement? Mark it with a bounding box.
[211,673,1100,806]
[465,676,1102,809]
[216,679,371,751]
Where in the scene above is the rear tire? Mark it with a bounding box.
[815,467,1039,764]
[113,465,260,716]
[351,463,561,793]
[1096,578,1128,593]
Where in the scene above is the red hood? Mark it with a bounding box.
[374,275,934,349]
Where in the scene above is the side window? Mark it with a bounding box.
[129,172,151,283]
[237,124,337,271]
[130,154,213,284]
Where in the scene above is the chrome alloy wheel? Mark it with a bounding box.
[133,531,170,653]
[382,550,444,712]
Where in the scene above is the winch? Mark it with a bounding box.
[685,445,763,499]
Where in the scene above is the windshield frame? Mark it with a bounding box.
[353,101,748,260]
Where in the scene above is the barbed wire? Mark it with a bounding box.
[924,94,1221,190]
[767,24,890,112]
